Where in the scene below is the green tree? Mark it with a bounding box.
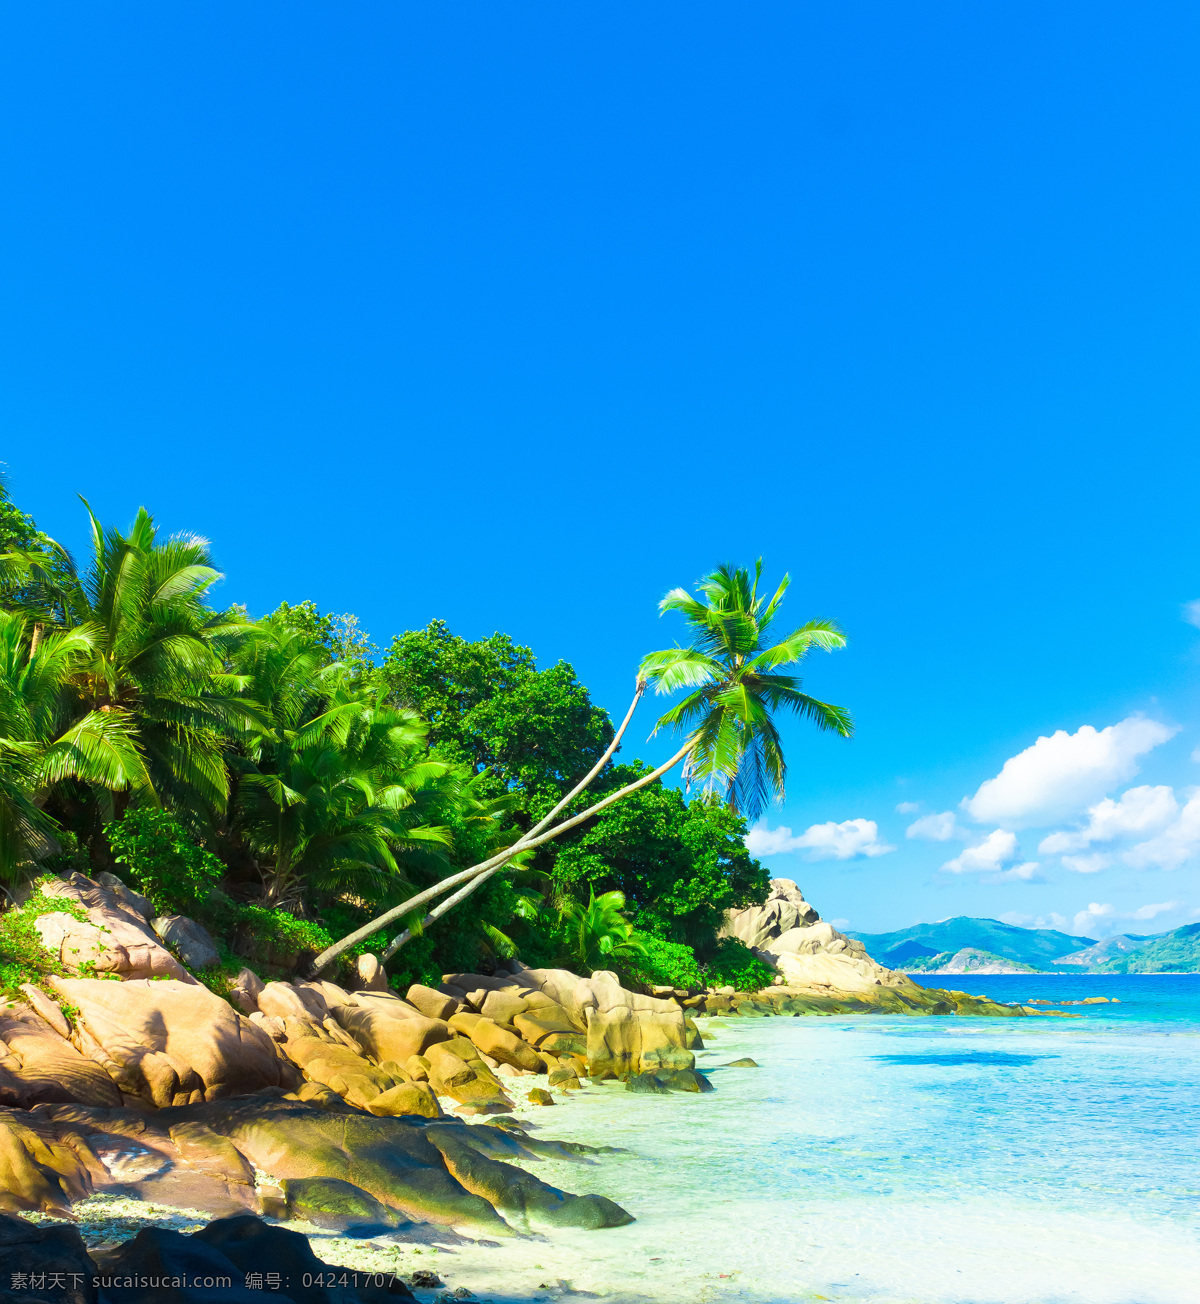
[559,887,647,974]
[313,560,848,975]
[379,621,613,820]
[229,622,453,907]
[552,763,769,953]
[0,610,146,881]
[106,807,223,915]
[639,560,852,819]
[0,476,44,555]
[2,501,251,844]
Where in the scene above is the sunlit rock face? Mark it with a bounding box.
[723,879,913,995]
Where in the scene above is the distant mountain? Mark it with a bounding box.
[1099,922,1200,973]
[848,916,1093,971]
[905,947,1039,975]
[1054,934,1153,967]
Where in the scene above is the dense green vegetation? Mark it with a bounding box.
[1,479,850,993]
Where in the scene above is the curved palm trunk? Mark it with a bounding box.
[305,684,687,977]
[375,740,693,964]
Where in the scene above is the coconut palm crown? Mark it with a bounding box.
[638,561,852,821]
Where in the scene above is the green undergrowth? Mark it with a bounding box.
[704,938,776,990]
[0,879,95,1002]
[625,934,774,993]
[182,895,383,1000]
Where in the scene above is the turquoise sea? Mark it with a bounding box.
[394,974,1200,1304]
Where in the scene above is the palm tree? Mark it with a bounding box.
[560,888,647,973]
[0,611,146,881]
[2,501,251,843]
[309,560,850,976]
[638,561,852,820]
[230,624,454,907]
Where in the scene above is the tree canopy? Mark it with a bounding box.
[0,483,855,996]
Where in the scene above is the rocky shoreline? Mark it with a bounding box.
[0,872,1029,1301]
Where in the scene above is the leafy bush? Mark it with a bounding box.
[106,809,223,916]
[0,878,95,1000]
[628,935,704,989]
[705,937,775,991]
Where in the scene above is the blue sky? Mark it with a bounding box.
[2,4,1198,937]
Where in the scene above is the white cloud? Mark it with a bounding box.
[1192,746,1200,763]
[962,717,1178,828]
[1073,902,1115,935]
[895,801,920,814]
[1124,792,1200,871]
[991,863,1044,882]
[941,829,1019,874]
[745,818,895,861]
[1060,853,1112,874]
[1131,900,1180,921]
[1072,899,1183,937]
[1183,599,1200,629]
[906,811,960,841]
[1039,785,1178,854]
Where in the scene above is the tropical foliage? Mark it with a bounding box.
[639,561,852,820]
[0,478,851,992]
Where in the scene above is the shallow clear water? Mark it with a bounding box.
[411,975,1200,1304]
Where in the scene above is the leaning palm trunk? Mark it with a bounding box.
[378,733,694,962]
[306,682,681,976]
[308,560,851,979]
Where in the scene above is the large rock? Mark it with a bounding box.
[20,1095,633,1240]
[479,990,529,1026]
[722,878,926,998]
[34,874,192,982]
[0,1004,122,1109]
[585,1005,694,1079]
[421,1122,634,1232]
[448,1014,542,1073]
[404,984,459,1022]
[366,1081,443,1119]
[424,1039,513,1111]
[282,1034,401,1110]
[49,977,297,1106]
[723,877,820,949]
[227,968,265,1016]
[332,1000,451,1066]
[95,870,154,921]
[90,1211,418,1303]
[256,982,318,1022]
[152,915,220,970]
[0,1108,100,1217]
[354,954,388,992]
[0,1209,95,1303]
[92,1225,269,1303]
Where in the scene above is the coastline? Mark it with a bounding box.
[20,981,1199,1304]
